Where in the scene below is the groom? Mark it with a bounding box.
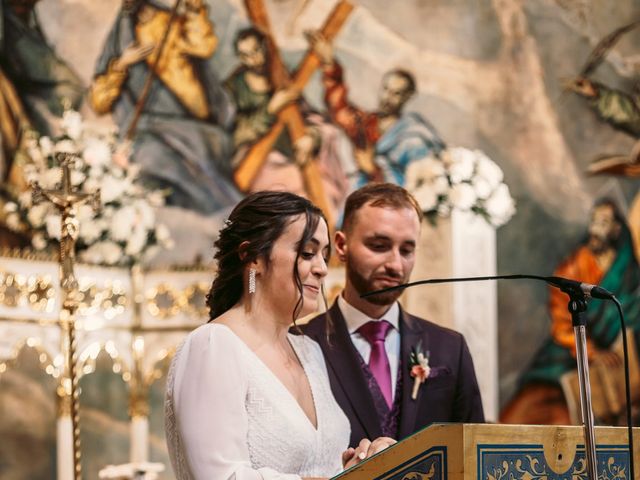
[302,183,484,447]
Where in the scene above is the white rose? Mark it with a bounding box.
[83,138,112,167]
[5,213,21,230]
[472,177,493,199]
[449,183,477,210]
[39,136,54,157]
[110,205,137,241]
[40,167,62,189]
[78,243,103,264]
[413,186,439,212]
[79,220,104,244]
[437,201,451,218]
[100,241,124,265]
[54,139,76,154]
[61,110,83,140]
[32,233,48,250]
[446,148,476,184]
[485,184,516,227]
[27,144,44,164]
[27,203,49,227]
[76,204,95,223]
[46,214,62,240]
[405,156,446,190]
[84,177,101,192]
[70,169,85,186]
[125,225,148,256]
[80,241,123,265]
[17,191,32,208]
[134,200,155,229]
[432,176,450,195]
[475,153,503,189]
[101,174,131,203]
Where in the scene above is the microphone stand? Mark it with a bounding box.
[567,294,598,480]
[362,274,608,480]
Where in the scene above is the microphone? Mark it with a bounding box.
[545,276,614,300]
[360,273,615,300]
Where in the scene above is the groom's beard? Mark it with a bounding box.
[346,257,404,306]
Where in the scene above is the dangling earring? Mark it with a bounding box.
[248,268,256,294]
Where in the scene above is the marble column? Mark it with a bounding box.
[402,210,498,421]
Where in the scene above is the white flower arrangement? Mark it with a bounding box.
[405,147,516,227]
[3,110,174,266]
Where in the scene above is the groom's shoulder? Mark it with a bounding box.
[299,310,329,338]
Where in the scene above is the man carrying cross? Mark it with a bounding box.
[225,26,349,225]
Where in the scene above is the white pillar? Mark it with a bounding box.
[57,414,74,480]
[402,210,499,421]
[130,416,149,463]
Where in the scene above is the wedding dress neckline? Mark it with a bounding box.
[210,323,320,432]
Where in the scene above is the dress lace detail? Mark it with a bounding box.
[164,324,350,480]
[165,340,192,480]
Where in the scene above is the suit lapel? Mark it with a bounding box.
[323,302,382,440]
[398,308,428,439]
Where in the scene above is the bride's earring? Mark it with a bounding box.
[248,268,256,294]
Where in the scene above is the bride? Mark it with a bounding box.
[165,191,394,479]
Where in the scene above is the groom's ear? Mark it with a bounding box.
[334,231,347,263]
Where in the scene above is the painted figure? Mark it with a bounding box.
[568,76,640,141]
[225,27,348,222]
[89,0,240,214]
[0,0,83,136]
[0,0,83,179]
[308,31,445,188]
[500,199,640,424]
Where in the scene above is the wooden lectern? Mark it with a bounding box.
[335,423,640,479]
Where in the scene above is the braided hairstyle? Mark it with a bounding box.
[206,191,328,322]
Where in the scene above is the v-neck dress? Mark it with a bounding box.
[165,323,351,479]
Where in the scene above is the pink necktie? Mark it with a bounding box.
[358,320,393,408]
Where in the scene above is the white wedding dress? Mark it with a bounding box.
[165,323,351,479]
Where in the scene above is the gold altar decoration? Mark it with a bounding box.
[0,245,211,474]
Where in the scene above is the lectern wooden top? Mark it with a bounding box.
[335,423,640,480]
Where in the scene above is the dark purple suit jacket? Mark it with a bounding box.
[300,301,485,447]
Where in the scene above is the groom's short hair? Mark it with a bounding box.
[341,182,423,233]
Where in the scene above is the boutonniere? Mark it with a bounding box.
[409,341,431,400]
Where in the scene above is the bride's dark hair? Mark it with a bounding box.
[206,191,328,322]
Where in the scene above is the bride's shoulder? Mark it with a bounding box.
[183,322,243,354]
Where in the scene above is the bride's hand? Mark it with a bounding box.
[342,437,396,469]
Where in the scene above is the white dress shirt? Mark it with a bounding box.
[337,295,401,400]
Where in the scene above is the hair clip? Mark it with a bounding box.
[224,218,233,227]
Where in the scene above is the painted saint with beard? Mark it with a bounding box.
[501,199,640,425]
[89,0,241,214]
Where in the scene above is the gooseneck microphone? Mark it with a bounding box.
[360,273,615,300]
[361,272,634,480]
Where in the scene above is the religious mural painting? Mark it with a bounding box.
[500,17,640,426]
[1,0,640,478]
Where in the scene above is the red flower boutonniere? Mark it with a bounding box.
[409,341,431,400]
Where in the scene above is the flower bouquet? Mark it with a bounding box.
[405,147,516,227]
[2,110,173,266]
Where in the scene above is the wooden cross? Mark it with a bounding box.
[235,0,353,228]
